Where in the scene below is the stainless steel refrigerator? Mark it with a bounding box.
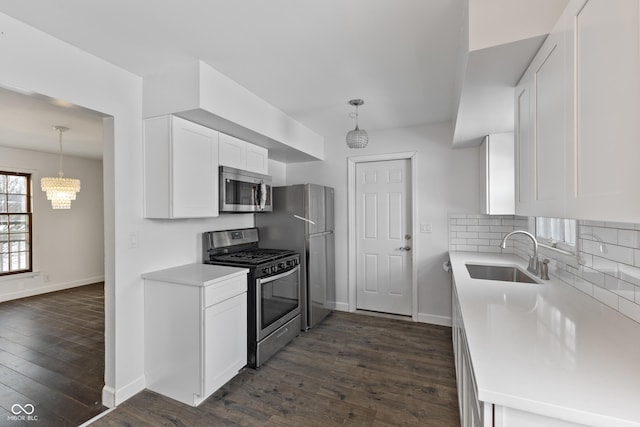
[256,184,334,330]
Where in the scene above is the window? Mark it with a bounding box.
[0,172,32,276]
[535,217,577,253]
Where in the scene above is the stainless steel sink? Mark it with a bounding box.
[465,264,539,284]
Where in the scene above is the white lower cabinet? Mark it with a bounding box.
[144,268,247,406]
[453,283,488,427]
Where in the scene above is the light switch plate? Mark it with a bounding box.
[420,223,432,233]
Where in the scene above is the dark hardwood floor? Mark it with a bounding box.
[0,283,106,426]
[93,312,460,427]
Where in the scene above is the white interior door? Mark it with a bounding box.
[355,159,412,315]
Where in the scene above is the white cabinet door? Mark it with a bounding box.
[452,284,489,427]
[143,115,219,218]
[203,292,247,398]
[219,133,246,170]
[246,144,269,175]
[565,0,640,222]
[219,132,269,174]
[480,133,514,215]
[532,31,565,217]
[171,117,219,218]
[515,75,535,216]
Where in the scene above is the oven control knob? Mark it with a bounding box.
[271,266,277,274]
[278,262,285,270]
[262,267,271,274]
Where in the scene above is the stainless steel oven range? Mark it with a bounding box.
[203,228,300,368]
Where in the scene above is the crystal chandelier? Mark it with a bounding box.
[41,126,81,209]
[346,99,369,149]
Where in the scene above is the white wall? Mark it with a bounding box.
[286,122,479,324]
[0,12,264,408]
[0,146,104,300]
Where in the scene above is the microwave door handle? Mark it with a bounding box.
[258,182,267,211]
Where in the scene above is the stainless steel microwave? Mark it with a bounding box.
[219,166,272,213]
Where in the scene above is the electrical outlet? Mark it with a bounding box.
[420,223,432,233]
[129,232,139,249]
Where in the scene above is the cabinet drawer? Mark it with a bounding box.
[204,274,247,308]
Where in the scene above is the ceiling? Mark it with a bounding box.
[0,0,466,159]
[0,1,570,159]
[0,86,105,159]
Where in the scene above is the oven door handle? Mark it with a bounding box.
[257,265,299,284]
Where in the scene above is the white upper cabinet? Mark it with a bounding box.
[219,133,269,175]
[480,133,515,215]
[515,72,535,216]
[144,115,220,218]
[516,0,640,222]
[564,0,640,222]
[532,31,565,217]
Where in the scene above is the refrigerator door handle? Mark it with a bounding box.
[293,214,316,225]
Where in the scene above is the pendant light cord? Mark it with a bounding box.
[55,126,67,178]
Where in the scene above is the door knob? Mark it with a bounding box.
[398,246,411,251]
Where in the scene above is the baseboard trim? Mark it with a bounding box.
[417,313,452,327]
[0,276,104,303]
[113,375,146,406]
[102,385,116,408]
[103,375,146,407]
[332,301,350,312]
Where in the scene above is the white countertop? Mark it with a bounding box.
[141,263,248,287]
[449,252,640,427]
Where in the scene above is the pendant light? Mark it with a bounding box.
[41,126,81,209]
[346,99,369,149]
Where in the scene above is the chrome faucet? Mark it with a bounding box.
[500,230,539,276]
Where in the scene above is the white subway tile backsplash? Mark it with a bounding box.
[618,264,640,287]
[581,266,605,288]
[619,298,640,323]
[490,225,514,233]
[479,232,503,239]
[604,275,636,302]
[605,221,634,230]
[467,239,490,246]
[593,286,619,310]
[456,245,479,252]
[479,219,502,226]
[591,256,619,277]
[572,276,594,296]
[448,213,640,324]
[457,219,479,225]
[588,226,618,244]
[618,229,640,248]
[457,231,479,239]
[581,220,605,227]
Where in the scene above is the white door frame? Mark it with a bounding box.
[347,151,418,321]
